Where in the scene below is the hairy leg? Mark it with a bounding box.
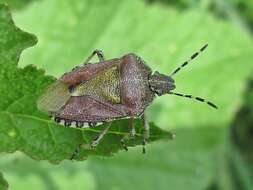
[142,113,149,154]
[84,49,105,64]
[120,117,135,151]
[70,122,111,160]
[90,122,112,149]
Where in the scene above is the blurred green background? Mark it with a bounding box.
[0,0,253,189]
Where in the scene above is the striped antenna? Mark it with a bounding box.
[169,92,218,109]
[170,44,208,76]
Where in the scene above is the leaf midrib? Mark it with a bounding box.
[0,111,171,138]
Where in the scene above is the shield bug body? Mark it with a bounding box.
[38,45,217,157]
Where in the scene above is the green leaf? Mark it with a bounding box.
[0,127,224,190]
[86,127,225,190]
[205,72,253,190]
[0,0,39,10]
[0,3,174,163]
[0,4,38,109]
[1,111,174,162]
[215,141,253,190]
[217,73,253,190]
[0,172,8,190]
[14,0,253,129]
[230,0,253,32]
[231,74,253,161]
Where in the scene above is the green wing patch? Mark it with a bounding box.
[72,66,121,103]
[37,80,71,113]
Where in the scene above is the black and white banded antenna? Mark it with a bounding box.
[169,92,218,109]
[169,44,218,109]
[170,44,208,77]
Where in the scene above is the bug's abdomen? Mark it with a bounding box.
[57,96,128,122]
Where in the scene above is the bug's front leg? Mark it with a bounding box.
[84,49,105,64]
[129,117,136,137]
[142,113,150,154]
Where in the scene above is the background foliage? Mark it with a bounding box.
[0,0,253,189]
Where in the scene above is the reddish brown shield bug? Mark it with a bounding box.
[38,44,217,158]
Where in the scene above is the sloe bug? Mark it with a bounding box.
[38,44,217,158]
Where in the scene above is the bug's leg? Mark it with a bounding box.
[120,136,128,151]
[88,122,97,128]
[129,117,136,138]
[84,49,105,64]
[70,143,82,160]
[90,122,111,149]
[120,117,135,151]
[142,113,150,154]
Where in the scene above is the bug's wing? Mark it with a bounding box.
[58,96,128,122]
[37,81,71,113]
[60,58,120,86]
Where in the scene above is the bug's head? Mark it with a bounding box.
[149,71,175,96]
[148,44,218,109]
